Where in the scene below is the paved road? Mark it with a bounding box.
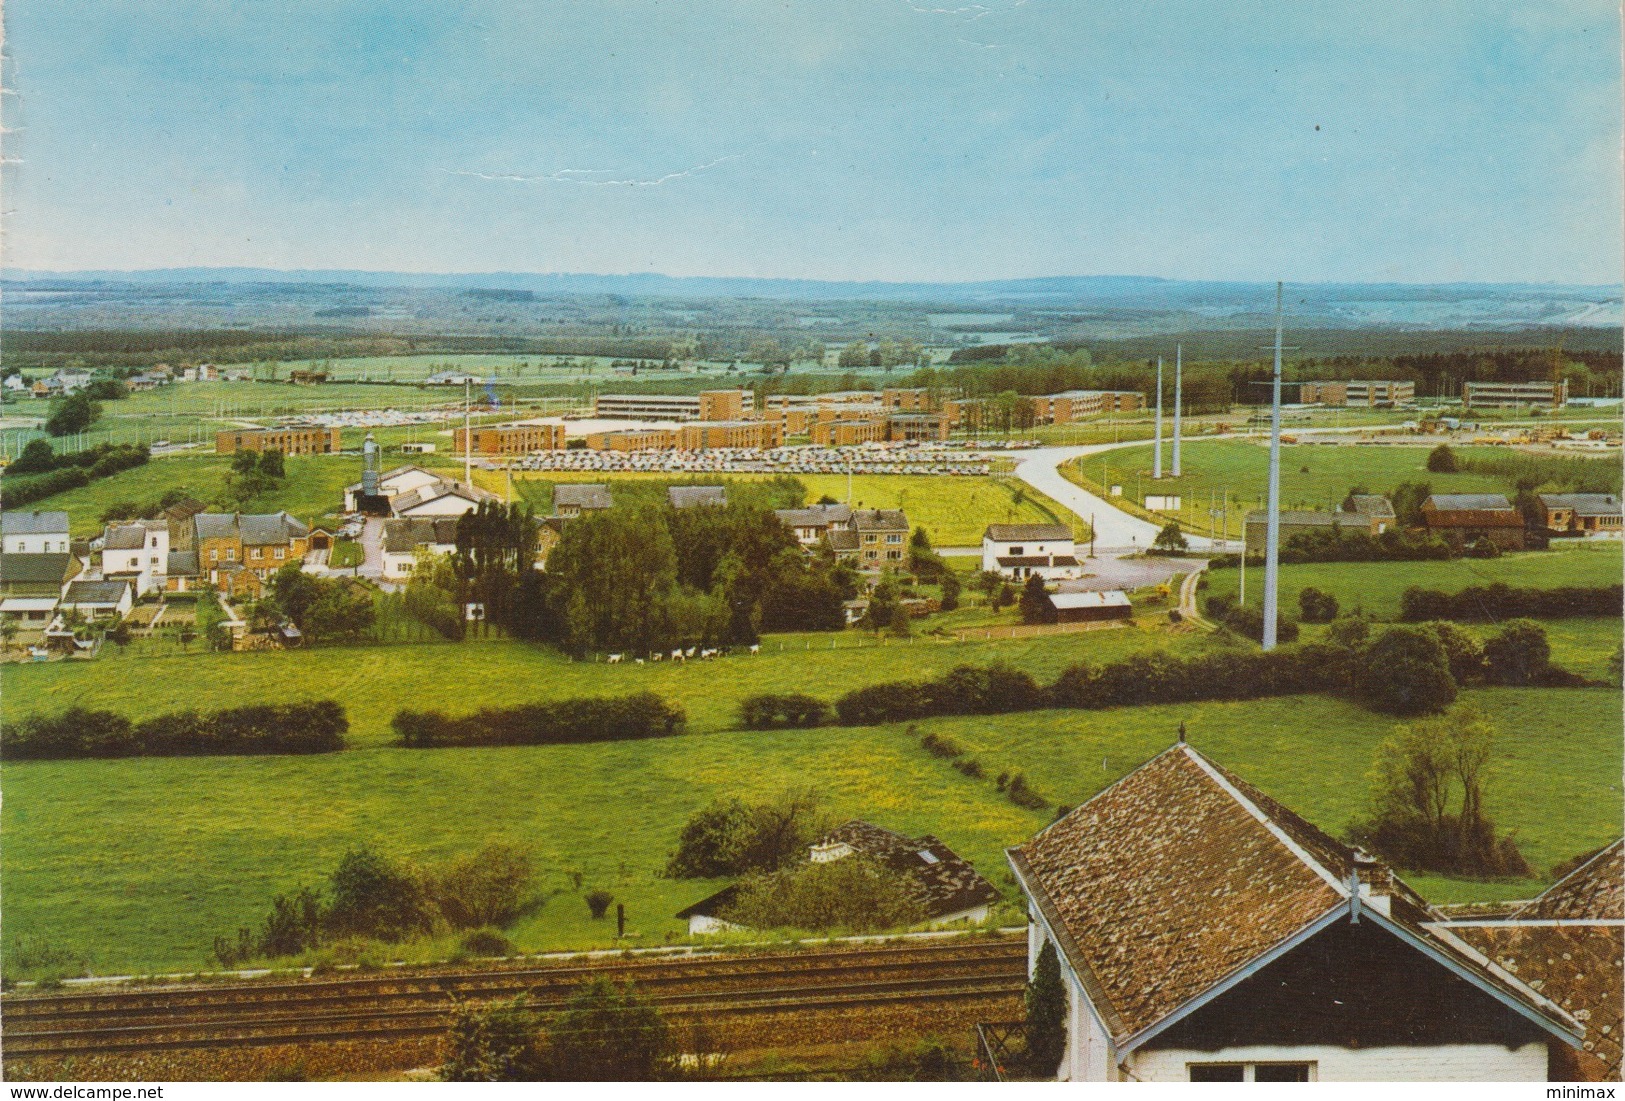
[358,516,386,580]
[1011,444,1218,552]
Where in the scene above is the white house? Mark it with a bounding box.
[424,370,487,386]
[2,511,71,555]
[1005,743,1584,1082]
[59,579,134,621]
[381,517,460,581]
[677,820,998,936]
[391,479,498,518]
[101,520,170,595]
[981,523,1082,580]
[344,465,452,513]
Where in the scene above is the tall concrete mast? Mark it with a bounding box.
[1172,344,1183,478]
[1152,357,1164,480]
[1262,283,1285,651]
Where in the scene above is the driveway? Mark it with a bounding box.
[1012,445,1215,553]
[357,516,386,581]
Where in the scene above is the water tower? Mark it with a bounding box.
[362,431,380,497]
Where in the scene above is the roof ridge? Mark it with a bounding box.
[1025,743,1189,844]
[1514,838,1624,920]
[1178,745,1351,898]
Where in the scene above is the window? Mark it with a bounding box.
[1189,1063,1312,1083]
[274,548,285,559]
[226,548,236,561]
[209,549,219,563]
[886,533,903,543]
[1009,545,1025,556]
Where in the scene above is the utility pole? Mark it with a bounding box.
[463,379,473,488]
[1172,344,1183,477]
[1262,282,1286,651]
[1153,357,1164,479]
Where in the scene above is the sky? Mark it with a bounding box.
[2,0,1620,283]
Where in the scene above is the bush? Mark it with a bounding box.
[665,791,827,879]
[2,701,346,759]
[1003,772,1048,811]
[1024,941,1067,1076]
[1427,444,1458,473]
[432,843,537,929]
[393,692,685,748]
[738,693,830,730]
[1481,619,1553,686]
[585,890,615,920]
[546,979,672,1081]
[325,847,433,942]
[952,757,986,779]
[1355,627,1458,716]
[459,927,518,958]
[1219,604,1299,644]
[919,731,965,758]
[1298,587,1339,623]
[834,681,932,725]
[440,997,549,1082]
[852,1037,972,1081]
[720,855,926,933]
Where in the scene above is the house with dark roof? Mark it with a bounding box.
[1006,743,1584,1082]
[1536,494,1623,539]
[1243,509,1384,547]
[774,503,853,547]
[1342,494,1397,532]
[982,523,1081,580]
[381,517,461,581]
[1421,494,1527,551]
[100,520,170,595]
[552,483,613,518]
[0,552,80,624]
[677,820,998,936]
[192,512,316,597]
[61,579,134,620]
[667,485,728,510]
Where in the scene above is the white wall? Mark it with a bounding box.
[397,496,480,518]
[4,533,71,554]
[1128,1042,1549,1083]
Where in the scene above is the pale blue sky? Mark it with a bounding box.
[3,1,1619,282]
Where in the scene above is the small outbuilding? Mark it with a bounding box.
[1047,588,1132,623]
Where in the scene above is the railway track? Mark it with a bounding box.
[3,938,1027,1060]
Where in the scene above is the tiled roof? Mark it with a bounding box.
[392,480,497,514]
[775,504,852,527]
[826,529,859,552]
[820,820,999,918]
[64,579,131,605]
[985,523,1073,542]
[1243,510,1365,527]
[675,820,998,924]
[1538,493,1623,517]
[103,524,148,551]
[166,550,200,577]
[552,484,613,510]
[851,508,908,531]
[1008,746,1350,1043]
[1,510,70,536]
[1426,493,1515,512]
[1519,841,1623,921]
[1452,924,1621,1082]
[1345,494,1397,518]
[0,553,76,585]
[383,517,460,555]
[668,485,728,509]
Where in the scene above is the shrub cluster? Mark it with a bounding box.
[3,442,149,507]
[738,693,830,730]
[393,692,685,748]
[3,701,347,759]
[1400,583,1622,623]
[1207,527,1455,567]
[834,663,1043,725]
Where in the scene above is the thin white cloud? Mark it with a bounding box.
[444,154,745,188]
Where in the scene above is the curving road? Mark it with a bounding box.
[1012,443,1218,553]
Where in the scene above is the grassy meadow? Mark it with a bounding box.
[1069,438,1619,539]
[2,683,1615,975]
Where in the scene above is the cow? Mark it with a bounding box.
[606,653,623,665]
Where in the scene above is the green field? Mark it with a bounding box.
[1202,543,1623,621]
[1,627,1212,745]
[2,682,1614,975]
[503,471,1082,546]
[1068,438,1617,539]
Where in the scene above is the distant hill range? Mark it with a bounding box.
[4,269,1619,338]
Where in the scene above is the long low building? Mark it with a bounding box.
[1298,380,1416,406]
[1463,379,1569,408]
[592,389,753,422]
[1537,493,1623,538]
[454,423,567,455]
[216,426,342,455]
[677,419,785,451]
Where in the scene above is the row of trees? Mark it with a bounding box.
[392,692,685,748]
[2,440,150,507]
[3,701,347,759]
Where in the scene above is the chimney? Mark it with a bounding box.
[809,840,853,864]
[1352,849,1392,915]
